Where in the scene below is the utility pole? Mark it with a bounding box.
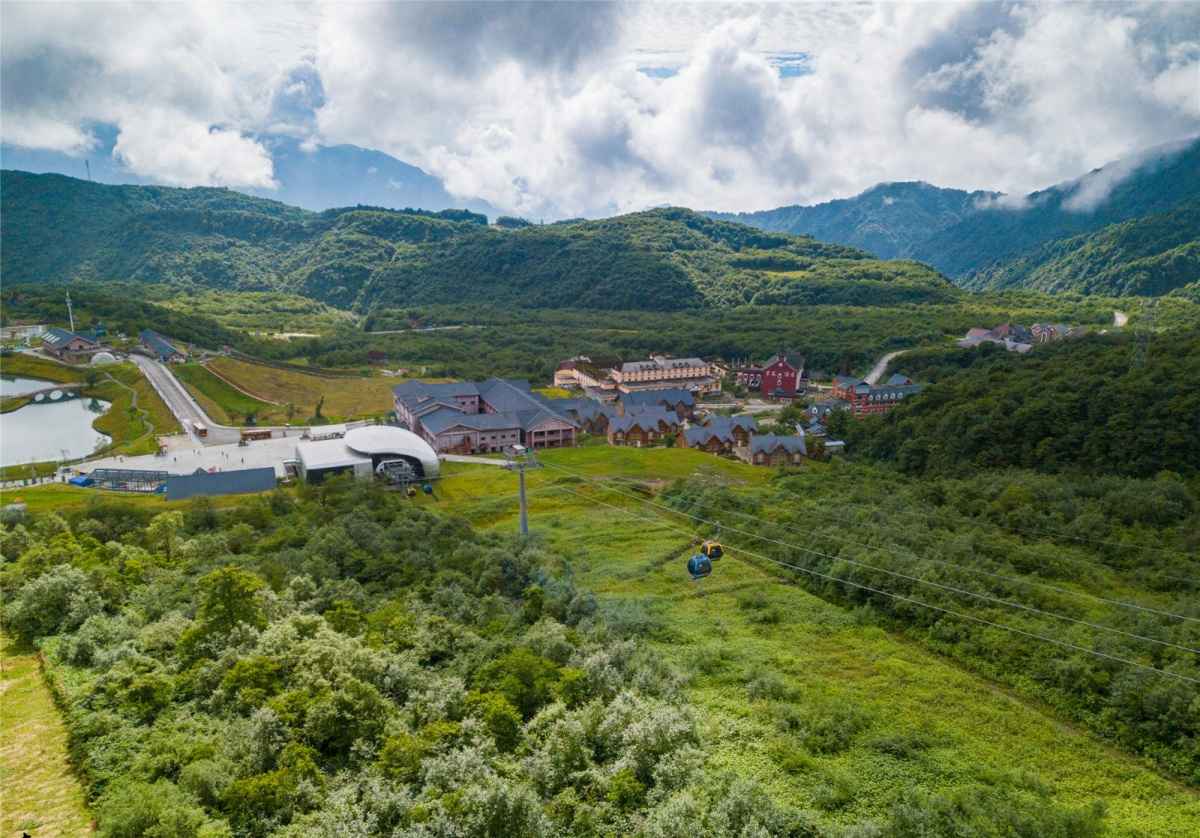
[503,445,541,537]
[66,290,76,332]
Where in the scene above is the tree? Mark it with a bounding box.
[146,510,185,560]
[195,566,267,636]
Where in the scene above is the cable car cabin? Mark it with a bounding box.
[701,540,723,560]
[687,554,712,580]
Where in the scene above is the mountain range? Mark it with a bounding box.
[709,137,1200,297]
[0,170,951,312]
[0,131,498,218]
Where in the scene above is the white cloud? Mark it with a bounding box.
[113,111,276,188]
[2,1,1198,215]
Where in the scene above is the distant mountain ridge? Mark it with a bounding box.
[706,181,996,260]
[708,137,1200,297]
[0,131,499,218]
[0,170,953,313]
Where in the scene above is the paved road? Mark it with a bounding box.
[865,350,908,385]
[129,354,241,445]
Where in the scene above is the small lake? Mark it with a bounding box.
[1,377,111,466]
[0,375,60,396]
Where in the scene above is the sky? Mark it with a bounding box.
[1,1,1198,219]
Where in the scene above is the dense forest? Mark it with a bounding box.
[964,200,1200,296]
[1,171,952,312]
[717,138,1200,295]
[0,480,1124,836]
[830,330,1200,478]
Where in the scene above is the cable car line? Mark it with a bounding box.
[542,481,1200,686]
[588,470,1200,581]
[662,489,1200,625]
[540,463,1200,623]
[539,463,1200,654]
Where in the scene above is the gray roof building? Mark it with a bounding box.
[750,434,807,456]
[163,467,276,500]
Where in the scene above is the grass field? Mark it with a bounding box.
[415,447,1200,835]
[151,288,353,336]
[0,632,93,836]
[206,356,403,422]
[174,363,284,425]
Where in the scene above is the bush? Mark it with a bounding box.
[96,778,220,838]
[5,564,102,641]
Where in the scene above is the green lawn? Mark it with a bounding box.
[419,447,1200,835]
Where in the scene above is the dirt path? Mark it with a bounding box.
[0,633,92,836]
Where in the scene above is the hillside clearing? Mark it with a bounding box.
[0,632,93,837]
[204,357,401,422]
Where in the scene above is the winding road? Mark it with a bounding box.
[865,350,908,385]
[129,354,242,445]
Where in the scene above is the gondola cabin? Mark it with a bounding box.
[687,554,712,580]
[701,540,723,560]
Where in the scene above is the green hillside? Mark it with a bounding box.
[1,171,954,312]
[836,329,1200,478]
[963,201,1200,296]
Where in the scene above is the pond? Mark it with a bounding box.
[1,377,111,467]
[0,375,61,396]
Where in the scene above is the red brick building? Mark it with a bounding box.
[831,374,923,417]
[735,353,805,398]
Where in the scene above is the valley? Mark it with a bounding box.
[2,136,1199,838]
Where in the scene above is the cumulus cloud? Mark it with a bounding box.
[2,1,1198,216]
[0,0,301,187]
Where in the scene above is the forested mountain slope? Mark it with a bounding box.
[962,201,1200,296]
[706,181,994,260]
[838,330,1200,478]
[910,138,1200,281]
[707,138,1200,296]
[1,171,954,311]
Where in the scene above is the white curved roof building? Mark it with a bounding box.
[295,425,439,484]
[345,426,439,479]
[90,351,118,365]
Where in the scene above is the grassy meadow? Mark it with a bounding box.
[203,357,404,422]
[0,632,93,836]
[412,446,1200,835]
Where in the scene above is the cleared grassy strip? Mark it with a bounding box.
[0,632,93,837]
[173,363,283,425]
[0,352,79,383]
[424,449,1200,836]
[207,356,401,422]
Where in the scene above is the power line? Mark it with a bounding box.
[543,481,1200,686]
[539,462,1200,653]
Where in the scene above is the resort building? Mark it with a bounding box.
[394,378,579,454]
[734,353,806,398]
[745,434,807,466]
[831,374,923,417]
[41,327,101,363]
[140,329,186,363]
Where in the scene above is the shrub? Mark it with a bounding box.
[96,778,217,838]
[4,564,102,641]
[464,691,523,752]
